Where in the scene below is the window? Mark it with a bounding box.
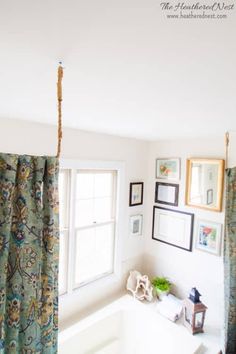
[58,170,69,295]
[59,166,118,295]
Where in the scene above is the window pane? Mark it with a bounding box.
[75,197,112,226]
[94,172,113,198]
[75,199,94,227]
[59,170,69,229]
[76,173,93,199]
[75,171,116,227]
[59,231,68,295]
[74,223,115,285]
[59,202,66,230]
[59,171,65,198]
[94,197,112,222]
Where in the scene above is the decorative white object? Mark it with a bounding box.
[126,270,153,301]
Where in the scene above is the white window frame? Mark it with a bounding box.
[59,159,125,297]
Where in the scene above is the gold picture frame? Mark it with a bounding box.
[185,158,224,212]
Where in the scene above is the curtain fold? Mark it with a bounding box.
[224,167,236,354]
[0,153,59,353]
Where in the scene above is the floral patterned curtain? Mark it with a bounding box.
[0,153,59,353]
[224,167,236,354]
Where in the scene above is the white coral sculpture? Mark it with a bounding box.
[126,270,153,301]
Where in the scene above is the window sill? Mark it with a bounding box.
[59,271,121,300]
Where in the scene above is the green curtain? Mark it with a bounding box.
[0,153,59,353]
[224,167,236,354]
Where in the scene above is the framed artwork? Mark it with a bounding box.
[155,182,179,206]
[156,158,180,181]
[129,182,144,206]
[207,188,213,205]
[195,220,222,256]
[152,206,194,251]
[130,215,143,236]
[185,158,224,212]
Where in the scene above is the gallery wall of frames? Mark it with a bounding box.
[152,157,224,256]
[128,157,225,256]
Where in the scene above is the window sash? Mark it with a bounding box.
[59,168,117,295]
[73,220,116,289]
[59,230,69,295]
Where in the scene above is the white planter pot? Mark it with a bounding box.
[155,288,169,300]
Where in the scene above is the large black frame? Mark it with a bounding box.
[152,206,194,252]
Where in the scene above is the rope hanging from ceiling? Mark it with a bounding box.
[56,64,63,158]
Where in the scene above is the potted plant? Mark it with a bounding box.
[152,276,171,300]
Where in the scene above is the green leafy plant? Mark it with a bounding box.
[151,277,171,292]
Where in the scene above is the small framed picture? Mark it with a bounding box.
[207,188,213,205]
[156,158,180,181]
[155,182,179,206]
[129,182,144,206]
[195,220,222,256]
[130,215,143,236]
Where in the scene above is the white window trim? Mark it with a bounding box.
[59,159,125,298]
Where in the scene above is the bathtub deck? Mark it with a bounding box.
[145,298,222,354]
[59,295,220,354]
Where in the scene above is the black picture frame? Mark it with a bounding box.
[152,206,194,252]
[155,182,179,206]
[129,182,144,206]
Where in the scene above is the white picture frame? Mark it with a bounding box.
[156,158,180,181]
[130,214,143,236]
[152,206,194,251]
[195,219,222,256]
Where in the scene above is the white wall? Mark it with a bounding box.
[0,118,149,328]
[0,118,232,335]
[143,137,225,333]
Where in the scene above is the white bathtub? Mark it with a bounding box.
[59,295,203,354]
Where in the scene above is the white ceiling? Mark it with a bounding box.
[0,0,236,140]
